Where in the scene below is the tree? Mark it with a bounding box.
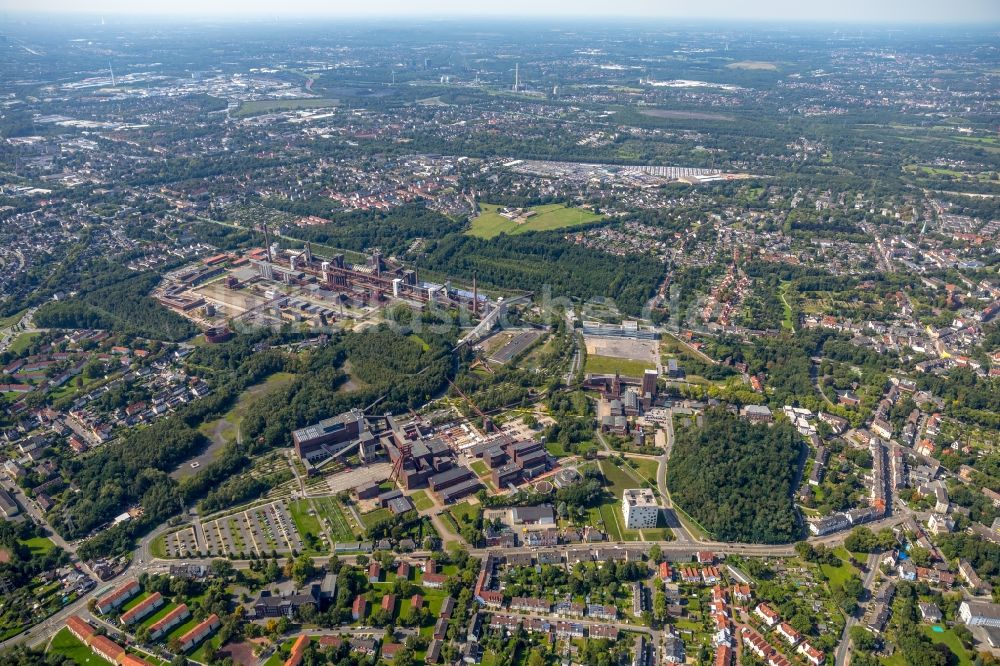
[210,558,235,581]
[849,626,877,652]
[843,576,864,601]
[265,559,280,583]
[909,546,932,568]
[291,554,316,586]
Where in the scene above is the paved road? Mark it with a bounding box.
[835,552,881,666]
[652,408,695,544]
[1,480,98,581]
[2,512,895,654]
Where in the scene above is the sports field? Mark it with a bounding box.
[233,98,339,117]
[467,203,602,239]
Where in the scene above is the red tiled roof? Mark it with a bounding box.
[284,635,309,666]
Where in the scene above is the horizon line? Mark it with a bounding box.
[2,10,999,26]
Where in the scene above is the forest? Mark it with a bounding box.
[667,408,802,543]
[418,232,665,316]
[33,267,196,342]
[918,367,1000,430]
[280,203,466,256]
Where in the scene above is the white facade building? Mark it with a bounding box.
[959,600,1000,628]
[622,488,660,529]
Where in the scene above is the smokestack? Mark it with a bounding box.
[262,224,272,262]
[472,273,478,316]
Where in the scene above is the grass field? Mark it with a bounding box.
[584,354,654,377]
[449,501,480,526]
[598,504,624,541]
[820,547,860,590]
[361,508,391,529]
[262,638,298,666]
[8,332,40,355]
[467,203,602,239]
[233,98,339,117]
[410,490,434,511]
[921,625,973,666]
[288,500,323,542]
[598,458,640,499]
[778,281,795,330]
[545,441,571,458]
[22,536,56,556]
[120,591,151,612]
[439,511,461,536]
[49,627,113,666]
[469,460,489,477]
[0,309,25,329]
[726,60,778,70]
[625,457,659,484]
[198,372,296,443]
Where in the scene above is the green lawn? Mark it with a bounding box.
[584,354,654,377]
[469,460,489,477]
[408,334,430,351]
[234,98,339,117]
[361,508,391,528]
[598,459,638,499]
[439,512,461,536]
[9,332,41,355]
[778,281,795,330]
[139,602,179,630]
[467,203,602,239]
[149,534,168,559]
[625,456,659,484]
[48,627,113,666]
[448,501,480,526]
[22,536,56,556]
[820,547,860,590]
[410,490,434,511]
[120,591,151,612]
[598,503,624,541]
[545,441,571,458]
[197,372,297,447]
[288,500,323,542]
[262,638,297,666]
[166,616,200,644]
[921,626,973,666]
[0,309,25,329]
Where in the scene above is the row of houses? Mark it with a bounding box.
[506,596,618,621]
[752,605,825,666]
[65,616,151,666]
[489,613,619,641]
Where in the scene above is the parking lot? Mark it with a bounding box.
[163,500,303,558]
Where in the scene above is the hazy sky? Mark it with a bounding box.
[4,0,999,23]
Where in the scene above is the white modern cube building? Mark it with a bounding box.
[622,488,660,529]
